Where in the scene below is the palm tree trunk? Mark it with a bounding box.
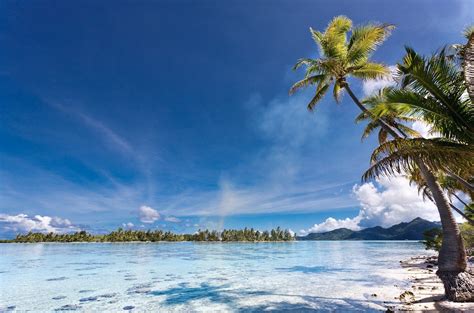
[419,160,474,301]
[344,83,473,301]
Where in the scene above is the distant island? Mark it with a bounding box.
[1,227,295,243]
[297,218,440,241]
[0,218,440,243]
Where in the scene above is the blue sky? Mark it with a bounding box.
[0,0,472,237]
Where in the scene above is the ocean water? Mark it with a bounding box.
[0,241,426,312]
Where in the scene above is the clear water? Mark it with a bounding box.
[0,241,426,312]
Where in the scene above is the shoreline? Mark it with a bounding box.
[390,255,474,312]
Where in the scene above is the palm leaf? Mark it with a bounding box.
[289,74,327,95]
[307,83,330,111]
[348,24,394,66]
[363,138,474,181]
[350,62,390,80]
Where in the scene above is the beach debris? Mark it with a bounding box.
[46,276,68,281]
[55,304,81,311]
[399,291,415,304]
[52,296,67,300]
[79,296,98,302]
[126,283,153,295]
[97,293,117,298]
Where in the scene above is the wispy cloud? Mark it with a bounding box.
[44,99,161,201]
[2,92,356,230]
[47,101,134,155]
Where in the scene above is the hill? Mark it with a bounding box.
[297,217,440,240]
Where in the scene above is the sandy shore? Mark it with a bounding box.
[389,255,474,312]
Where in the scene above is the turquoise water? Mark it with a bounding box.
[0,241,426,312]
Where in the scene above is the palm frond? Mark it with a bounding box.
[360,120,380,140]
[289,74,327,95]
[320,16,352,59]
[350,62,390,80]
[307,83,330,111]
[384,88,474,144]
[348,24,394,66]
[333,81,343,103]
[363,138,474,181]
[292,58,319,71]
[464,25,474,40]
[397,47,473,134]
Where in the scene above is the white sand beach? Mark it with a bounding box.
[391,256,474,312]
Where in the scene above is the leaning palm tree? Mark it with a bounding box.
[291,16,473,301]
[359,89,474,226]
[362,48,474,300]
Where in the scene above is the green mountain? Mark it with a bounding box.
[297,217,440,240]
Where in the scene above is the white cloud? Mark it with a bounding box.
[122,222,134,228]
[362,66,396,97]
[138,205,160,223]
[303,216,362,234]
[0,213,78,233]
[164,216,181,223]
[300,175,439,234]
[354,176,439,228]
[411,120,439,138]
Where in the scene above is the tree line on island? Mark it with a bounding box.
[7,227,295,243]
[290,16,473,301]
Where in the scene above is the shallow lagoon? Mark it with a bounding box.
[0,241,425,312]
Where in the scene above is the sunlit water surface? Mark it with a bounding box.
[0,241,426,312]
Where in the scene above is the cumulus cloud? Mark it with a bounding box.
[0,213,78,233]
[301,175,439,234]
[138,205,160,223]
[362,66,396,97]
[301,216,362,234]
[353,176,439,227]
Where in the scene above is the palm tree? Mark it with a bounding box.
[290,16,473,301]
[360,48,474,300]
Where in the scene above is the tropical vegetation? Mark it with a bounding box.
[7,227,295,243]
[290,16,473,301]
